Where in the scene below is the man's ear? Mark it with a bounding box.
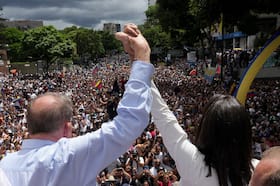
[63,122,73,138]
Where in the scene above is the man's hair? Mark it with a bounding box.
[263,169,280,186]
[27,92,73,134]
[262,146,280,186]
[195,94,252,186]
[262,146,280,159]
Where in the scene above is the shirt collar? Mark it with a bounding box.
[21,139,55,150]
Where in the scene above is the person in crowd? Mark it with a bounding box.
[161,154,175,172]
[154,168,173,186]
[137,165,155,185]
[150,158,163,177]
[123,23,259,186]
[151,84,259,186]
[96,170,109,186]
[106,93,120,120]
[1,22,279,185]
[250,146,280,186]
[125,149,145,175]
[110,167,132,185]
[0,23,154,186]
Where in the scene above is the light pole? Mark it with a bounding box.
[220,13,224,82]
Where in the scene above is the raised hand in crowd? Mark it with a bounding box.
[115,23,150,63]
[122,23,259,186]
[0,24,155,186]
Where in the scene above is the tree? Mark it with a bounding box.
[156,0,195,47]
[63,27,119,65]
[72,28,104,65]
[154,0,280,47]
[186,0,280,63]
[145,5,160,26]
[0,7,7,43]
[140,24,171,60]
[22,26,74,72]
[99,30,122,54]
[61,26,79,36]
[140,5,172,61]
[0,27,25,61]
[192,0,280,38]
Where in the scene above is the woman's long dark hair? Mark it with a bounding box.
[195,94,253,186]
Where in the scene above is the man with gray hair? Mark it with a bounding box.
[0,23,154,186]
[250,146,280,186]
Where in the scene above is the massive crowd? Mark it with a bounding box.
[0,53,279,185]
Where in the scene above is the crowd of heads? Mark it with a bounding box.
[0,53,279,185]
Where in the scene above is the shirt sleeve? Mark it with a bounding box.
[0,169,11,186]
[150,80,201,182]
[63,61,154,183]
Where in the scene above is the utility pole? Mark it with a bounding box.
[220,12,224,82]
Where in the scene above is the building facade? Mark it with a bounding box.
[213,13,280,50]
[103,23,121,34]
[0,18,43,31]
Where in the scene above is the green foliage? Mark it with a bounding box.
[99,31,122,54]
[140,24,171,53]
[2,0,278,68]
[76,28,104,61]
[157,0,192,30]
[143,5,172,54]
[156,0,195,47]
[150,0,279,61]
[0,27,23,44]
[145,5,160,26]
[0,27,25,61]
[2,24,121,66]
[7,42,25,62]
[189,0,279,36]
[60,26,79,35]
[22,26,74,71]
[154,0,280,48]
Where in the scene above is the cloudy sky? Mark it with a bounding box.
[1,0,149,30]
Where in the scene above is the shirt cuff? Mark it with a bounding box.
[129,61,154,86]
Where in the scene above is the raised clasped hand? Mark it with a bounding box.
[115,23,150,63]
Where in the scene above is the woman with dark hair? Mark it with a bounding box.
[119,23,259,186]
[150,81,259,186]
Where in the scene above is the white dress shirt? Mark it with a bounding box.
[0,61,154,186]
[151,81,259,186]
[0,168,11,186]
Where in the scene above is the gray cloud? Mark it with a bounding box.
[1,0,148,29]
